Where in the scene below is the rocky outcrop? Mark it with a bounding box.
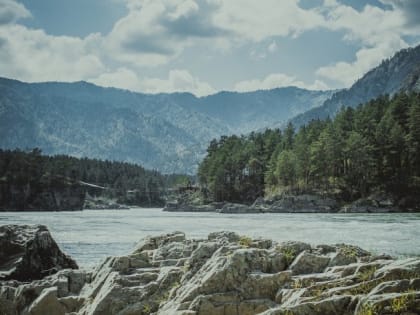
[83,197,129,210]
[165,194,338,213]
[165,192,420,214]
[339,192,420,213]
[259,194,338,213]
[163,201,219,212]
[1,229,420,315]
[0,225,78,281]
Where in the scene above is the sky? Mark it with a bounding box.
[0,0,419,96]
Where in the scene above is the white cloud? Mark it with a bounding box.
[234,73,328,92]
[105,0,226,67]
[321,2,405,46]
[213,0,325,42]
[91,68,215,96]
[0,0,418,94]
[268,41,277,53]
[0,25,104,82]
[380,0,420,29]
[316,39,408,87]
[0,0,30,24]
[314,1,410,87]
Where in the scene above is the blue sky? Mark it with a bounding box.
[0,0,419,96]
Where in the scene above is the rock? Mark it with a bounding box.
[27,287,65,315]
[2,228,420,315]
[289,251,331,275]
[0,225,78,281]
[218,203,261,214]
[208,231,240,243]
[268,194,338,213]
[262,295,354,315]
[163,202,217,212]
[340,193,400,213]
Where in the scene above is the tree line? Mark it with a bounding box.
[0,149,188,207]
[198,92,420,204]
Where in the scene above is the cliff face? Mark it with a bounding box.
[1,228,420,315]
[0,177,85,211]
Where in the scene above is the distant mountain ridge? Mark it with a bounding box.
[0,78,332,173]
[289,44,420,127]
[2,44,419,174]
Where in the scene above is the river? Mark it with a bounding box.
[1,209,419,267]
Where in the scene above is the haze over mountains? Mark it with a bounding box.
[0,78,332,174]
[1,45,420,174]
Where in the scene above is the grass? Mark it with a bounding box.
[142,303,152,314]
[358,302,378,315]
[278,246,297,266]
[310,284,328,300]
[390,294,409,313]
[357,266,377,282]
[238,236,253,247]
[340,245,358,258]
[292,278,304,289]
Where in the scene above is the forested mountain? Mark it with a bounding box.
[289,45,420,127]
[0,149,187,210]
[198,92,420,206]
[1,45,419,174]
[194,88,332,133]
[0,78,331,174]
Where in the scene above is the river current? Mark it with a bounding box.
[1,209,419,267]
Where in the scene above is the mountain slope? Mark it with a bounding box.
[0,78,331,173]
[197,88,332,133]
[289,44,420,127]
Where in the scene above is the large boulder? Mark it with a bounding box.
[0,225,78,281]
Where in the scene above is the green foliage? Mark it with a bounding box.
[0,149,185,209]
[390,294,409,313]
[358,302,378,315]
[238,236,253,247]
[142,303,152,314]
[278,247,297,266]
[275,150,298,187]
[198,92,420,203]
[357,266,377,282]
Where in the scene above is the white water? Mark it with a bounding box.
[1,209,420,267]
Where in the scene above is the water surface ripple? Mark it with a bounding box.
[1,209,419,267]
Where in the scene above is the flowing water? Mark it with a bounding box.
[1,209,420,267]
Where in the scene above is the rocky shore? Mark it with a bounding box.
[164,193,419,213]
[1,225,420,314]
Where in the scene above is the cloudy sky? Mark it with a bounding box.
[0,0,419,96]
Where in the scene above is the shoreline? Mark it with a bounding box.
[164,192,420,214]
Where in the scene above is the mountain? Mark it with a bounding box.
[0,78,332,173]
[289,44,420,127]
[193,88,332,134]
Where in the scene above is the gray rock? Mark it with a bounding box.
[289,251,331,275]
[27,287,65,315]
[2,228,420,315]
[269,194,338,213]
[217,203,261,214]
[0,225,78,281]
